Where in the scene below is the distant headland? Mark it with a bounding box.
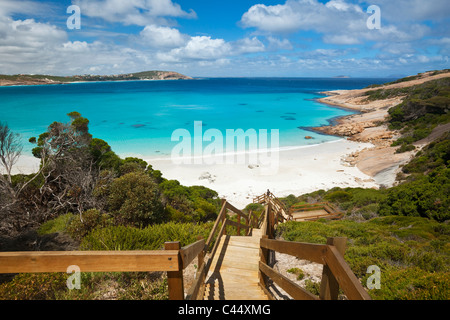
[0,70,192,86]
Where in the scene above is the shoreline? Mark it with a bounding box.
[312,71,450,187]
[145,139,378,209]
[0,78,192,87]
[11,138,379,209]
[9,72,449,209]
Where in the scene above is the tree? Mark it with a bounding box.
[0,122,23,210]
[0,122,22,184]
[28,112,100,217]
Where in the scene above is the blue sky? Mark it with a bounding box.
[0,0,449,77]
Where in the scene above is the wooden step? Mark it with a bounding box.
[204,278,268,300]
[203,232,268,300]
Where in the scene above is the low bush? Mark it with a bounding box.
[0,273,67,300]
[107,172,165,227]
[66,209,113,241]
[80,222,213,251]
[276,216,449,300]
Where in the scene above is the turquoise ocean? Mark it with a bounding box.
[0,77,392,158]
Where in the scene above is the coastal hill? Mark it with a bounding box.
[0,70,192,86]
[313,69,450,186]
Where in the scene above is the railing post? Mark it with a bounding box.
[165,241,184,300]
[196,236,204,271]
[268,203,274,239]
[237,214,241,236]
[319,237,347,300]
[259,235,270,288]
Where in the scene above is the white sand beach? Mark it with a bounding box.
[145,139,378,209]
[11,138,379,210]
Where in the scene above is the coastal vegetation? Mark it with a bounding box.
[0,112,220,299]
[364,76,449,153]
[276,71,449,300]
[0,70,448,300]
[276,216,449,300]
[0,71,191,86]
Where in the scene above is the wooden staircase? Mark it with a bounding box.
[203,228,268,300]
[183,192,371,301]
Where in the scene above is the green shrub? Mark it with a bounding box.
[287,267,305,280]
[66,209,113,241]
[378,168,450,222]
[107,172,165,227]
[0,273,67,300]
[38,213,75,235]
[324,190,352,203]
[0,271,169,300]
[368,267,449,300]
[304,279,320,296]
[395,144,415,153]
[158,180,220,223]
[80,222,213,251]
[276,216,450,299]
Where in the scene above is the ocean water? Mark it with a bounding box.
[0,77,392,158]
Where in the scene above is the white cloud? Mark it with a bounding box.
[323,34,360,45]
[325,0,362,13]
[370,0,450,22]
[0,0,53,17]
[159,36,232,61]
[267,37,293,50]
[0,0,447,78]
[240,0,437,47]
[73,0,196,26]
[0,13,158,75]
[155,35,266,64]
[232,37,265,54]
[140,25,188,48]
[240,0,364,34]
[240,2,305,33]
[0,16,68,72]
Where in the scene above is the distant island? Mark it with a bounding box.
[0,70,192,86]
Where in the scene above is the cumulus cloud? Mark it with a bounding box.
[73,0,196,26]
[0,15,68,73]
[0,12,157,75]
[370,0,450,22]
[232,37,265,54]
[240,0,364,34]
[240,0,437,46]
[0,0,447,77]
[267,37,293,50]
[140,25,188,48]
[155,35,267,63]
[158,36,232,61]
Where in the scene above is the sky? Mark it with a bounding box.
[0,0,449,78]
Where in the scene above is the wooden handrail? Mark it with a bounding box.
[0,193,369,301]
[225,201,249,221]
[324,245,371,300]
[260,238,327,265]
[205,200,227,251]
[258,238,371,300]
[0,250,180,273]
[180,239,205,269]
[259,261,318,300]
[186,260,207,300]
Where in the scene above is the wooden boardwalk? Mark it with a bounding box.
[290,202,342,221]
[203,228,268,300]
[0,191,371,301]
